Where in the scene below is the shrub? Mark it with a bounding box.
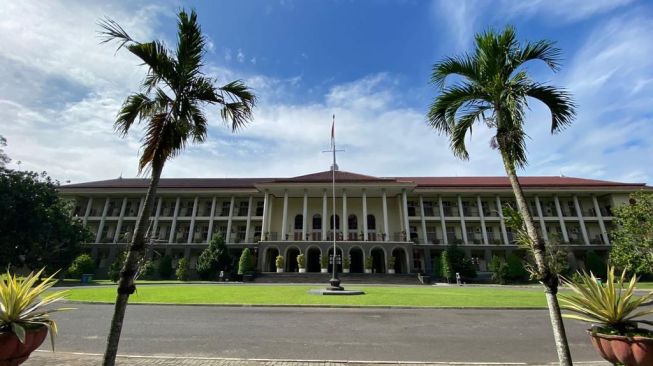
[196,234,230,280]
[157,255,174,279]
[441,245,476,280]
[108,252,127,283]
[320,254,328,269]
[140,261,155,279]
[440,251,452,282]
[365,256,373,270]
[67,254,95,279]
[505,254,529,282]
[585,251,606,279]
[488,255,508,284]
[431,255,440,278]
[275,255,284,270]
[342,256,350,269]
[238,248,254,275]
[388,256,396,270]
[176,258,189,281]
[297,254,306,269]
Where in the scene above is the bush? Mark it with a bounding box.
[140,260,156,279]
[157,255,174,279]
[505,254,529,282]
[196,234,230,280]
[176,258,189,281]
[365,256,373,270]
[108,252,127,283]
[443,245,476,280]
[67,254,95,279]
[488,256,508,284]
[320,254,328,269]
[585,251,607,279]
[297,254,306,269]
[388,256,396,270]
[238,248,254,275]
[275,255,285,270]
[431,255,440,278]
[440,251,452,282]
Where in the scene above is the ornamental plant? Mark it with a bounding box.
[67,254,95,279]
[157,255,174,279]
[296,254,306,269]
[342,256,350,269]
[175,258,189,281]
[0,268,71,350]
[388,256,396,269]
[320,254,328,269]
[275,255,285,270]
[364,256,373,270]
[238,248,254,275]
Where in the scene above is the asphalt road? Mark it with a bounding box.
[33,303,611,364]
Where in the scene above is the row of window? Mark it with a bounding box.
[294,214,377,231]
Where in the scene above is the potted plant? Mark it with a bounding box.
[1,269,70,365]
[297,254,306,273]
[560,267,653,366]
[364,256,373,274]
[388,256,396,274]
[275,255,285,273]
[320,255,329,273]
[343,256,351,273]
[359,231,364,240]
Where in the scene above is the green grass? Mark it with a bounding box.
[63,285,549,308]
[58,279,187,286]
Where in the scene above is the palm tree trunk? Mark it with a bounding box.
[102,158,164,366]
[500,150,573,366]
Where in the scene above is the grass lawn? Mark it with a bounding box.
[63,284,549,308]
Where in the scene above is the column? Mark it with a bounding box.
[419,195,427,244]
[573,195,590,245]
[322,189,328,240]
[382,189,389,242]
[187,196,199,244]
[96,197,110,243]
[457,195,467,244]
[534,196,549,243]
[113,197,128,243]
[554,195,569,243]
[592,195,610,245]
[151,197,162,240]
[362,189,369,241]
[496,196,509,245]
[302,190,308,240]
[226,196,235,243]
[260,192,269,235]
[206,196,216,243]
[402,190,410,242]
[342,189,348,239]
[281,190,288,241]
[245,195,254,242]
[438,196,448,245]
[83,197,93,226]
[266,196,274,240]
[477,196,488,245]
[168,197,181,244]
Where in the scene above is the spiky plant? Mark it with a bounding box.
[560,267,653,335]
[0,268,71,350]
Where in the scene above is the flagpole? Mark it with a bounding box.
[329,114,342,290]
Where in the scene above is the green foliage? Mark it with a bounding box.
[196,234,230,280]
[431,256,440,278]
[584,251,606,279]
[238,248,254,275]
[176,258,189,281]
[560,267,653,335]
[157,255,174,279]
[275,255,284,269]
[0,135,10,167]
[440,251,452,282]
[388,256,396,269]
[505,254,529,282]
[0,168,93,271]
[342,256,350,269]
[441,245,476,280]
[297,254,306,269]
[488,256,508,284]
[320,254,328,269]
[610,191,653,275]
[365,256,373,270]
[67,254,96,279]
[0,268,70,349]
[108,252,127,283]
[140,261,155,279]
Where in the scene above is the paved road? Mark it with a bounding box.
[27,303,610,365]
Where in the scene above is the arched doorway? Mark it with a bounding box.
[327,247,343,273]
[371,248,385,274]
[349,247,364,273]
[307,247,321,272]
[391,247,408,274]
[286,247,300,272]
[265,247,279,272]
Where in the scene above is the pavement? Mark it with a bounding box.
[22,303,612,366]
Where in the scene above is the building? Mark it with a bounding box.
[59,169,648,275]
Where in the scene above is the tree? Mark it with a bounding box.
[67,254,96,279]
[0,135,10,167]
[98,9,256,366]
[238,248,254,275]
[427,26,576,365]
[505,254,529,282]
[584,251,606,279]
[196,234,230,280]
[176,258,189,281]
[0,168,93,272]
[157,255,173,279]
[440,251,452,283]
[443,244,476,279]
[108,252,127,283]
[610,191,653,276]
[489,256,508,284]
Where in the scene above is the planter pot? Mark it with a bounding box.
[388,269,396,274]
[276,268,284,273]
[320,268,328,273]
[298,268,306,273]
[589,331,653,366]
[364,269,372,274]
[0,326,48,366]
[343,268,350,273]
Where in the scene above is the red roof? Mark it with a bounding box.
[271,170,397,183]
[401,176,645,188]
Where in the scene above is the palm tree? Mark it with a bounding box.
[98,9,255,366]
[427,26,575,366]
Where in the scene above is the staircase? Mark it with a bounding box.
[255,272,423,285]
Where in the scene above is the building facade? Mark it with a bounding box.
[60,169,648,275]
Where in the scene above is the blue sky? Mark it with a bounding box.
[1,0,652,184]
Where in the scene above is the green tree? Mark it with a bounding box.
[443,245,476,279]
[610,191,653,275]
[440,251,452,282]
[488,256,508,284]
[98,9,256,365]
[505,254,529,282]
[0,135,10,167]
[157,255,173,279]
[238,248,254,275]
[176,258,189,281]
[0,168,93,272]
[584,251,606,279]
[427,26,575,365]
[196,234,230,280]
[108,252,127,283]
[67,253,96,279]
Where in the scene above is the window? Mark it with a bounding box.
[220,201,231,216]
[329,215,340,230]
[407,201,417,216]
[255,201,264,216]
[367,215,376,230]
[238,201,249,216]
[312,214,322,230]
[348,215,358,230]
[423,201,434,216]
[294,215,303,230]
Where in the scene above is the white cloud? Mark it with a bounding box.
[237,49,245,63]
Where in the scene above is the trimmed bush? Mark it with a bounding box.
[365,256,373,270]
[196,234,230,280]
[320,254,328,269]
[140,260,155,279]
[176,258,189,281]
[238,248,254,275]
[297,254,306,269]
[67,254,95,279]
[157,255,174,279]
[275,255,285,270]
[440,251,452,282]
[108,252,127,283]
[489,255,508,284]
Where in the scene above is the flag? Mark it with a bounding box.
[331,115,335,146]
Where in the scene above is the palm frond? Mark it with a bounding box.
[427,84,488,135]
[97,17,135,52]
[127,41,177,88]
[115,93,156,136]
[525,83,576,133]
[175,9,205,81]
[218,80,256,131]
[450,105,489,160]
[430,54,478,89]
[515,40,561,72]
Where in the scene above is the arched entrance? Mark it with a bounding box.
[265,247,279,272]
[307,247,321,272]
[371,247,385,274]
[286,247,300,272]
[391,247,408,274]
[349,247,364,273]
[327,247,343,273]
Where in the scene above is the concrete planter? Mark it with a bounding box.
[320,268,328,273]
[388,269,396,274]
[343,268,350,273]
[276,268,284,273]
[298,268,306,273]
[364,269,372,274]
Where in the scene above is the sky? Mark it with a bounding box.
[1,0,652,184]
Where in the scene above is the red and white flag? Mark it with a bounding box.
[330,114,335,146]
